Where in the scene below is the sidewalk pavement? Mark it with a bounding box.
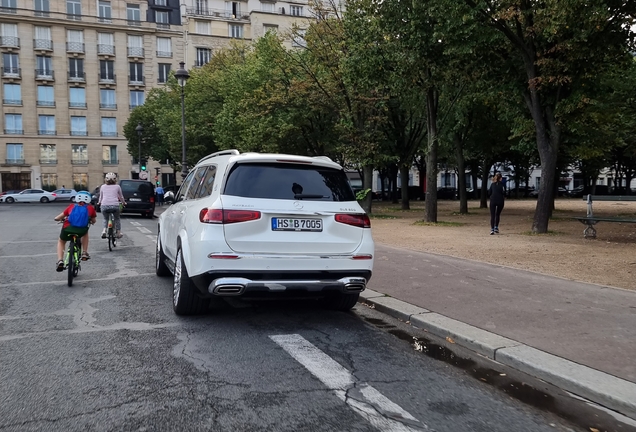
[363,244,636,420]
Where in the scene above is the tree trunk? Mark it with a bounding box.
[424,87,438,222]
[359,165,374,214]
[453,133,468,214]
[400,165,410,210]
[480,165,488,209]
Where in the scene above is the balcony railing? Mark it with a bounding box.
[127,47,144,57]
[2,66,20,77]
[127,19,141,27]
[66,42,84,53]
[101,131,117,137]
[185,7,250,19]
[156,23,170,29]
[97,16,111,23]
[5,158,24,164]
[38,130,56,135]
[156,50,172,58]
[129,76,145,85]
[69,102,87,108]
[99,103,117,109]
[97,44,115,55]
[3,99,21,105]
[0,36,19,47]
[39,159,57,164]
[34,10,50,17]
[129,104,144,109]
[35,69,54,80]
[98,74,116,84]
[4,128,22,134]
[67,13,81,21]
[102,159,118,165]
[33,39,53,51]
[37,100,55,107]
[0,6,17,14]
[70,130,87,136]
[71,158,89,165]
[68,72,86,82]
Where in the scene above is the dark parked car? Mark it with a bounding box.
[568,185,585,198]
[437,187,458,200]
[91,185,102,210]
[120,179,155,218]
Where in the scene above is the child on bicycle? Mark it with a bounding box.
[54,191,97,271]
[98,172,126,239]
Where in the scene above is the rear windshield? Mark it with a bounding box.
[223,163,356,202]
[120,181,154,195]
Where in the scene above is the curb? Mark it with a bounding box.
[359,289,636,420]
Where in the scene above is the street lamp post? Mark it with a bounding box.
[135,123,144,179]
[174,61,190,181]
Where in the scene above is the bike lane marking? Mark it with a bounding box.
[270,334,426,432]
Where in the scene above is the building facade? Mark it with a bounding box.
[0,0,183,193]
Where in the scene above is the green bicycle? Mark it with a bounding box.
[64,232,82,287]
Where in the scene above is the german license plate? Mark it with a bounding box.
[272,217,323,232]
[129,198,141,202]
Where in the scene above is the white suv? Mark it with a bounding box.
[156,150,375,315]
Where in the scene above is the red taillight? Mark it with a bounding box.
[335,213,370,228]
[51,193,57,197]
[352,254,373,260]
[150,197,155,203]
[200,208,261,224]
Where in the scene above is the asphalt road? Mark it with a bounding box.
[0,202,578,432]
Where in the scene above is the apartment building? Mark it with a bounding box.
[0,0,183,193]
[182,0,322,68]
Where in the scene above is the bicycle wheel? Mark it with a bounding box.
[74,239,80,277]
[67,241,75,287]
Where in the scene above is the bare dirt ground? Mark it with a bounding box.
[369,198,636,290]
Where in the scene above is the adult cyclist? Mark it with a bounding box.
[98,172,126,239]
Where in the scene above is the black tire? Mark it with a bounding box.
[146,211,154,219]
[40,197,49,203]
[67,244,75,287]
[156,231,171,277]
[323,293,360,311]
[108,231,113,251]
[173,247,209,315]
[71,196,75,202]
[6,197,14,203]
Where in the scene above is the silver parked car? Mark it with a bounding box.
[0,189,57,203]
[52,189,78,202]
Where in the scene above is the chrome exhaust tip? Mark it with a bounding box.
[339,277,367,292]
[209,277,250,296]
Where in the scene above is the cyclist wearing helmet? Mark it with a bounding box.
[98,172,126,239]
[53,191,97,271]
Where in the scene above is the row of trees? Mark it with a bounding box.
[125,0,636,233]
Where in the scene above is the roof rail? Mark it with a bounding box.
[196,149,240,165]
[313,156,333,162]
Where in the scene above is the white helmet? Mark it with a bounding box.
[75,191,91,203]
[105,172,117,182]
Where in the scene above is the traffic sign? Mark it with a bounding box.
[139,171,148,180]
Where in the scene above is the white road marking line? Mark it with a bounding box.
[137,227,152,234]
[130,221,142,226]
[146,235,156,241]
[270,334,425,431]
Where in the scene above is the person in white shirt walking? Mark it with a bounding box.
[98,173,126,239]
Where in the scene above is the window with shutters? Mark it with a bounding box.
[98,1,111,22]
[129,62,143,84]
[99,60,115,81]
[127,4,141,25]
[0,23,18,47]
[101,117,117,137]
[158,63,171,83]
[229,24,243,39]
[67,0,81,19]
[66,29,84,53]
[36,56,53,78]
[127,35,144,57]
[37,85,54,106]
[70,116,87,136]
[69,87,86,108]
[195,48,210,67]
[156,37,172,57]
[34,0,49,16]
[68,58,84,81]
[195,21,210,35]
[99,89,116,109]
[3,83,21,105]
[34,26,52,50]
[4,113,22,134]
[38,114,56,135]
[97,33,115,55]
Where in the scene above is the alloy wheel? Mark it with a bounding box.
[173,249,182,307]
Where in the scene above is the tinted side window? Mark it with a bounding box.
[174,170,197,202]
[184,167,207,200]
[195,165,216,198]
[120,181,153,195]
[223,163,356,202]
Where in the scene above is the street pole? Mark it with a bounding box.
[180,85,187,180]
[135,123,143,179]
[174,61,190,183]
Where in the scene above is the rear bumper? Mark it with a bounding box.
[190,270,372,298]
[122,203,155,214]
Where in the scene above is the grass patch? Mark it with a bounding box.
[520,230,563,236]
[369,214,399,219]
[414,220,465,227]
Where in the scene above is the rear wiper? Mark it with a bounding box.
[294,194,326,200]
